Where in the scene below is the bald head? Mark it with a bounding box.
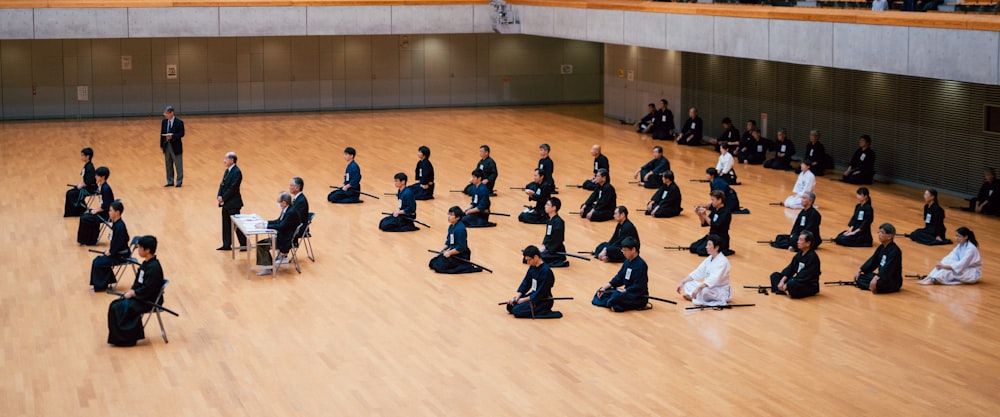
[591,145,602,157]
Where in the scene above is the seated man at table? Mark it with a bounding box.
[256,192,301,276]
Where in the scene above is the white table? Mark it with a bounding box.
[230,214,278,280]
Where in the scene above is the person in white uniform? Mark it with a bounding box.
[676,234,732,306]
[917,227,982,285]
[783,159,816,209]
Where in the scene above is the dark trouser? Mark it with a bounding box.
[722,171,738,185]
[407,183,434,200]
[592,291,647,312]
[164,148,183,186]
[690,235,732,257]
[842,173,873,184]
[739,153,766,165]
[856,272,900,294]
[461,213,494,228]
[78,212,108,245]
[517,210,547,224]
[772,234,822,250]
[764,158,792,171]
[769,273,819,299]
[507,299,554,318]
[677,136,701,146]
[969,198,1000,215]
[256,237,288,266]
[583,209,614,222]
[108,298,152,346]
[540,251,568,267]
[222,207,247,248]
[327,189,361,203]
[582,179,599,190]
[428,252,481,274]
[834,231,872,247]
[909,229,952,246]
[649,205,682,218]
[64,188,88,217]
[379,215,418,232]
[639,170,662,188]
[90,255,125,290]
[463,183,496,196]
[594,242,625,263]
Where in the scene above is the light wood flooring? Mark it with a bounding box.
[1,105,998,416]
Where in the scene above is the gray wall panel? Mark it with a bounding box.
[520,6,555,38]
[307,6,391,36]
[586,10,624,46]
[769,20,833,67]
[623,11,665,50]
[129,8,219,38]
[0,9,34,39]
[220,7,307,37]
[664,14,714,54]
[715,17,768,60]
[908,28,999,86]
[832,23,908,76]
[393,6,475,35]
[552,8,587,41]
[34,8,127,39]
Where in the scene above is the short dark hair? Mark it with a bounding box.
[111,199,124,214]
[534,168,546,179]
[548,197,561,211]
[539,143,550,152]
[522,245,541,258]
[706,234,721,249]
[747,120,757,126]
[394,172,408,182]
[879,223,896,236]
[660,99,668,107]
[81,147,94,159]
[615,206,628,218]
[799,230,815,247]
[292,177,304,191]
[137,235,157,254]
[163,105,174,113]
[706,167,718,177]
[721,117,732,125]
[344,147,356,156]
[720,142,730,151]
[653,145,663,154]
[471,169,485,179]
[621,237,639,251]
[661,170,674,181]
[596,168,609,178]
[480,145,490,153]
[418,145,431,158]
[860,134,872,145]
[448,206,464,218]
[96,166,110,178]
[710,189,725,202]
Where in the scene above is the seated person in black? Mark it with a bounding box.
[518,168,553,224]
[802,130,827,177]
[592,237,650,312]
[636,103,656,133]
[692,190,734,256]
[504,245,561,319]
[406,145,435,200]
[854,223,903,294]
[650,99,675,140]
[764,128,796,171]
[257,192,303,276]
[429,206,483,274]
[536,143,555,193]
[78,166,114,246]
[90,199,129,292]
[968,168,999,215]
[676,107,703,146]
[65,147,97,217]
[582,145,610,191]
[594,206,639,263]
[842,134,876,184]
[107,235,165,347]
[463,169,495,228]
[633,146,670,189]
[706,167,747,215]
[645,170,683,218]
[463,145,498,196]
[532,197,568,267]
[327,147,362,203]
[580,169,616,222]
[709,117,740,153]
[737,120,756,156]
[835,187,874,247]
[770,230,821,299]
[739,129,772,165]
[771,191,822,251]
[379,173,419,232]
[909,188,952,246]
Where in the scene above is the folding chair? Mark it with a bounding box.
[111,236,141,290]
[142,280,170,343]
[299,212,315,262]
[83,191,100,208]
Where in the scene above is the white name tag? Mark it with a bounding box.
[598,191,603,199]
[797,262,805,273]
[800,216,806,226]
[418,169,423,177]
[860,153,866,161]
[757,145,763,152]
[690,122,696,129]
[809,150,815,156]
[81,168,86,176]
[925,213,932,224]
[398,200,403,210]
[662,115,667,122]
[880,255,886,267]
[530,278,537,293]
[539,163,544,170]
[625,268,632,281]
[138,270,145,284]
[780,145,786,152]
[662,191,668,199]
[546,225,552,236]
[479,164,484,170]
[473,195,479,204]
[449,234,455,245]
[594,162,599,170]
[712,214,718,222]
[345,173,350,182]
[857,211,864,221]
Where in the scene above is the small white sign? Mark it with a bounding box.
[121,55,132,71]
[77,86,89,101]
[626,70,634,81]
[166,64,177,80]
[560,64,573,75]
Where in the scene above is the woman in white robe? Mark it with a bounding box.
[918,227,982,285]
[677,235,732,306]
[783,159,816,209]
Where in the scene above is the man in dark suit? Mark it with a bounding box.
[256,192,301,276]
[160,106,185,187]
[289,176,310,236]
[217,152,246,251]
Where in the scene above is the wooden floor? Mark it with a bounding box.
[1,105,998,416]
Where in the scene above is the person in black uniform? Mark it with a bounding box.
[582,145,610,191]
[463,145,498,196]
[328,147,363,203]
[737,120,756,156]
[580,169,616,222]
[537,143,556,192]
[463,169,494,227]
[739,129,772,165]
[707,167,746,214]
[160,106,184,187]
[633,146,670,189]
[256,191,302,276]
[968,168,999,215]
[770,230,821,299]
[854,223,903,294]
[709,117,740,153]
[650,99,675,140]
[407,146,435,200]
[518,168,553,224]
[107,235,165,347]
[65,147,97,217]
[592,237,649,312]
[676,107,704,146]
[842,134,876,184]
[645,170,683,218]
[78,166,114,246]
[594,206,639,263]
[289,177,310,239]
[636,103,657,133]
[802,130,827,177]
[429,206,483,274]
[771,191,822,251]
[764,128,796,171]
[505,245,561,319]
[835,187,874,247]
[909,188,952,246]
[539,197,568,267]
[217,152,247,251]
[379,173,419,232]
[692,190,734,256]
[89,200,129,292]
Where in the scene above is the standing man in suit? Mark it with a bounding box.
[217,152,246,251]
[160,106,185,187]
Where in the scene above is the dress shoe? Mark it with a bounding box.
[164,183,174,187]
[217,246,232,251]
[175,184,182,188]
